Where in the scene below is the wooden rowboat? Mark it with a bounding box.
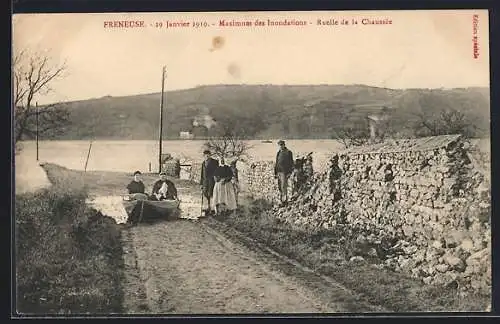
[122,193,181,224]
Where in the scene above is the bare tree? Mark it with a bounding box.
[13,48,70,149]
[413,108,479,138]
[332,114,371,148]
[204,122,252,162]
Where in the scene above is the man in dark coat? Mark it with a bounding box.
[151,172,178,201]
[274,140,294,205]
[200,149,219,216]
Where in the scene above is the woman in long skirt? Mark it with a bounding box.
[212,157,237,216]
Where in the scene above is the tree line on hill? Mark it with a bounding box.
[17,85,489,141]
[13,48,489,147]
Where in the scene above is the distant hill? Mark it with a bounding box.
[46,84,489,140]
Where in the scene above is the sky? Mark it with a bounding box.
[12,10,490,105]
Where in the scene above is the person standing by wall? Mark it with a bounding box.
[200,149,219,216]
[213,157,238,216]
[274,140,294,206]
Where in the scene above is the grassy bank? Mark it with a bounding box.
[15,165,124,314]
[41,163,196,197]
[215,198,490,312]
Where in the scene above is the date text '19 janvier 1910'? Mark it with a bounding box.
[103,20,207,28]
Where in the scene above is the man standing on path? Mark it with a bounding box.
[200,149,219,216]
[274,140,294,206]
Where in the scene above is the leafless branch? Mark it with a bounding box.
[333,115,371,148]
[13,48,69,144]
[204,121,252,162]
[411,108,477,138]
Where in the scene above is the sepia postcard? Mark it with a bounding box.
[12,10,491,316]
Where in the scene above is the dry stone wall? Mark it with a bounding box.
[189,162,202,184]
[189,153,314,201]
[162,159,181,178]
[239,134,491,295]
[245,161,287,202]
[190,160,298,200]
[241,153,314,203]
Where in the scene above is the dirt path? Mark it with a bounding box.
[120,184,383,314]
[37,164,383,314]
[131,221,325,313]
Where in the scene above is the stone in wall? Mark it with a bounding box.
[189,162,202,184]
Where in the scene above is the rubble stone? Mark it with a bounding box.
[460,238,475,253]
[350,256,365,263]
[423,277,433,285]
[443,254,466,272]
[436,264,449,272]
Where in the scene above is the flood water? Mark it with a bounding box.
[13,138,489,194]
[15,139,343,173]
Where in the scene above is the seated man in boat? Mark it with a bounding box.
[151,171,178,201]
[126,170,146,194]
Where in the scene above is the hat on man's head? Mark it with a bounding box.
[278,140,285,145]
[159,171,167,176]
[203,149,211,155]
[133,170,142,176]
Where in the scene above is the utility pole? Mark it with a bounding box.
[35,102,39,161]
[84,140,93,172]
[158,66,166,173]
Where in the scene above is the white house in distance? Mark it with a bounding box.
[179,131,194,139]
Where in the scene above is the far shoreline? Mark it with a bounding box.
[16,138,343,142]
[15,137,491,144]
